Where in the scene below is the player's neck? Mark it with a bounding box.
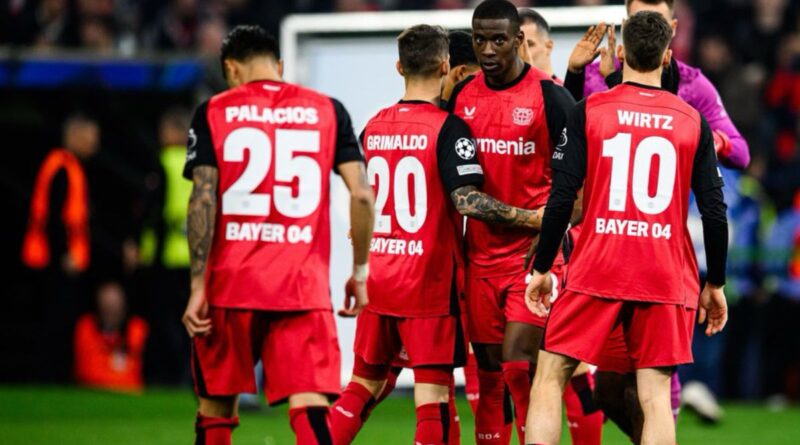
[403,77,444,105]
[239,65,282,85]
[622,64,663,89]
[486,57,525,87]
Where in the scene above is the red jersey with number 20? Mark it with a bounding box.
[567,84,703,306]
[362,101,484,317]
[451,65,572,277]
[200,81,341,311]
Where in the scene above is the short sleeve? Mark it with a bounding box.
[437,114,484,193]
[550,100,587,180]
[331,98,364,173]
[691,117,725,193]
[183,100,216,180]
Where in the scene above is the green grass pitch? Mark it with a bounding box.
[0,386,797,444]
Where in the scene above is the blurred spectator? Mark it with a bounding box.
[137,108,193,385]
[143,0,200,50]
[197,18,229,96]
[79,15,116,53]
[74,281,148,392]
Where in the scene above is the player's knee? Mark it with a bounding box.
[288,392,330,409]
[413,366,452,405]
[501,322,543,363]
[352,355,391,396]
[532,351,575,393]
[198,395,237,418]
[472,343,503,371]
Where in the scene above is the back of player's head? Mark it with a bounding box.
[473,0,521,33]
[519,8,550,36]
[449,31,478,68]
[625,0,674,13]
[220,25,280,68]
[397,24,449,77]
[623,11,673,72]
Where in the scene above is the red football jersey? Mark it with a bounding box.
[566,83,705,306]
[450,65,573,277]
[183,80,362,311]
[362,101,483,317]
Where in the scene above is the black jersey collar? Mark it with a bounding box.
[398,99,436,105]
[623,81,663,91]
[484,63,530,91]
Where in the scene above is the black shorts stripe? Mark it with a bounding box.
[192,343,209,398]
[306,407,333,445]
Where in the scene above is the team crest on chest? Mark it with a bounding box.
[512,107,534,126]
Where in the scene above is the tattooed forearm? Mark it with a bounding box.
[450,185,542,229]
[188,166,219,284]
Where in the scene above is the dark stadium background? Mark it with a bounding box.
[1,0,800,443]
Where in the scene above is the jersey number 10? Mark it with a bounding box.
[221,127,322,218]
[602,133,677,215]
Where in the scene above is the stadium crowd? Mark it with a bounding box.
[2,0,800,409]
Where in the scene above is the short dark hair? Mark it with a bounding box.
[473,0,521,33]
[397,24,449,77]
[220,25,280,72]
[449,31,477,68]
[519,8,550,36]
[625,0,674,12]
[623,11,673,72]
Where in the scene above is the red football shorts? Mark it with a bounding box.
[466,266,553,344]
[544,290,695,371]
[192,307,340,405]
[354,308,467,368]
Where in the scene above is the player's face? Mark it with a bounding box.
[472,18,524,80]
[521,22,553,71]
[627,0,678,36]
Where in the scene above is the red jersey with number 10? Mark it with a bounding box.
[204,81,339,311]
[452,66,558,277]
[567,84,703,307]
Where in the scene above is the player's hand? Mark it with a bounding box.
[567,23,607,74]
[525,269,553,317]
[698,283,728,336]
[518,39,535,66]
[182,288,211,337]
[522,234,541,271]
[338,277,369,317]
[599,24,618,78]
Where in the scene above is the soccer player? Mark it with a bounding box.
[181,25,374,445]
[446,1,575,443]
[524,11,729,445]
[562,0,750,437]
[331,24,547,445]
[442,30,481,104]
[518,8,605,445]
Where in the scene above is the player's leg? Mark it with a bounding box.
[191,308,258,445]
[467,274,513,445]
[525,350,580,444]
[331,309,398,444]
[263,310,342,445]
[563,363,603,445]
[594,370,642,443]
[447,375,462,445]
[414,366,455,445]
[501,321,543,443]
[635,367,675,445]
[464,346,481,415]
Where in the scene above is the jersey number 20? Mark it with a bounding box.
[222,127,321,218]
[602,133,677,215]
[367,156,428,234]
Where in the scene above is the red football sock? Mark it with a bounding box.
[475,369,512,445]
[289,406,334,445]
[416,403,450,445]
[330,382,376,445]
[464,351,480,416]
[448,379,461,445]
[502,361,533,444]
[563,373,603,445]
[195,414,239,445]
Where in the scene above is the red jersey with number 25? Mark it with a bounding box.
[567,84,703,307]
[451,65,567,277]
[202,81,339,311]
[362,101,483,317]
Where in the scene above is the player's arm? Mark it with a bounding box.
[436,115,543,228]
[332,98,374,317]
[526,101,588,316]
[182,101,217,337]
[693,117,730,336]
[691,72,750,169]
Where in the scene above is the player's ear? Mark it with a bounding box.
[396,60,405,77]
[671,18,678,38]
[441,57,450,77]
[546,38,554,55]
[663,48,673,68]
[616,43,625,63]
[514,29,524,50]
[223,59,238,87]
[277,59,284,78]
